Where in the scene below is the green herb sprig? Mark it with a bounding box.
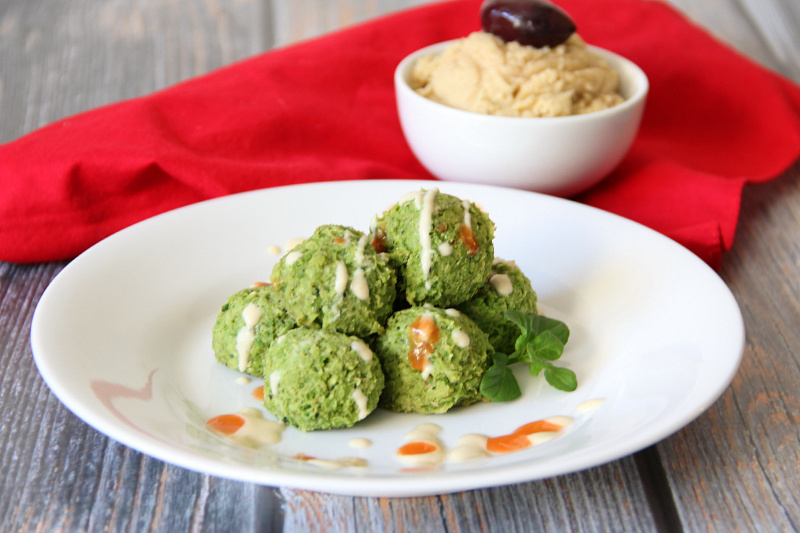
[480,309,577,402]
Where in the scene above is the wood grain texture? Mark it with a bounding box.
[1,0,800,531]
[0,0,262,143]
[0,1,275,531]
[662,0,785,76]
[655,163,800,531]
[281,455,658,532]
[0,263,269,532]
[738,0,800,81]
[268,0,433,47]
[649,2,800,530]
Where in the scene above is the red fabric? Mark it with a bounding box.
[2,0,800,268]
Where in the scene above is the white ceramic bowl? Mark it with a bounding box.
[395,40,649,196]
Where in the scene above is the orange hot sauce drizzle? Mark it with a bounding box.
[486,419,566,454]
[514,419,564,435]
[370,226,388,253]
[459,224,479,256]
[485,433,532,454]
[206,414,246,435]
[408,316,440,372]
[251,385,265,402]
[397,441,438,456]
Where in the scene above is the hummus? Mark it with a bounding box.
[411,31,624,117]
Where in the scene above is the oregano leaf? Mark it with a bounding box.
[529,330,565,361]
[481,354,522,402]
[544,366,578,392]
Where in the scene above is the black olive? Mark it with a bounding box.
[480,0,577,48]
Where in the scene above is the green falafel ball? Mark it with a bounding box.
[263,327,384,431]
[212,284,297,377]
[270,224,396,338]
[375,306,492,414]
[457,259,538,354]
[376,188,495,308]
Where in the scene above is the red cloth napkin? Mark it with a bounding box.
[2,0,800,268]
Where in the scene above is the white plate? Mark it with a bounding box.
[31,180,744,497]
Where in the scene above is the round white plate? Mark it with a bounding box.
[31,180,744,497]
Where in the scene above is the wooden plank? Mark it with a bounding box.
[662,0,787,76]
[738,0,800,81]
[0,0,263,143]
[0,0,274,530]
[268,0,433,47]
[281,456,658,532]
[0,262,267,531]
[649,1,800,530]
[655,165,800,531]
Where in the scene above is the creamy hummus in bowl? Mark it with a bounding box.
[411,31,625,118]
[395,33,648,196]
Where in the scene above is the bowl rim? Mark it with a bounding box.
[394,38,649,124]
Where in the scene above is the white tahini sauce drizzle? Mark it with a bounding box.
[235,302,263,372]
[351,339,373,362]
[300,456,367,471]
[462,199,472,228]
[526,416,574,446]
[354,233,369,265]
[285,250,302,266]
[490,273,513,296]
[269,370,282,396]
[449,434,490,463]
[220,408,285,447]
[451,329,470,348]
[334,260,349,296]
[528,431,561,446]
[398,190,424,207]
[391,407,598,467]
[406,423,442,442]
[352,389,369,420]
[349,234,370,301]
[546,415,575,427]
[369,214,380,235]
[350,268,368,300]
[418,189,438,281]
[284,237,305,251]
[395,424,446,467]
[577,398,606,413]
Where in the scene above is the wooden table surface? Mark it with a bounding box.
[1,1,799,531]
